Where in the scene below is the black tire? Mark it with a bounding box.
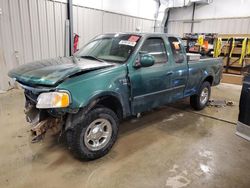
[190,81,211,111]
[66,107,119,160]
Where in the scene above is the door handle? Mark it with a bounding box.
[165,71,173,76]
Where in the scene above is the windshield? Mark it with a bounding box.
[75,34,141,63]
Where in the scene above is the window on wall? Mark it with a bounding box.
[140,38,168,64]
[168,37,184,63]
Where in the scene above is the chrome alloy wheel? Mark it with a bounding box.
[84,118,112,151]
[200,87,209,105]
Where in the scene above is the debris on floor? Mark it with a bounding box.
[207,99,234,107]
[226,100,234,106]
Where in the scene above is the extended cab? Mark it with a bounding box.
[9,33,223,160]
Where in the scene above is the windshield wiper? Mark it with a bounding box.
[79,55,105,62]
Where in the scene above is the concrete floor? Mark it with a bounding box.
[0,83,249,188]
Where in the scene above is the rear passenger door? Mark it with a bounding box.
[168,37,188,101]
[129,37,173,114]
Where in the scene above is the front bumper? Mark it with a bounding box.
[20,83,74,142]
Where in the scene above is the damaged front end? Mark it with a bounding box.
[25,107,63,142]
[23,85,67,143]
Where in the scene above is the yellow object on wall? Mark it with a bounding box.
[214,38,222,58]
[197,35,204,46]
[229,38,235,58]
[247,39,250,55]
[239,38,247,65]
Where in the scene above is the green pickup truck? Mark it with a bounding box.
[9,33,223,160]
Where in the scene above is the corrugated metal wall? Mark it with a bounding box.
[0,0,155,91]
[168,17,250,37]
[74,7,155,48]
[167,0,250,37]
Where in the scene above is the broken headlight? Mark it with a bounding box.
[36,91,70,109]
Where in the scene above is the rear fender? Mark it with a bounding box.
[194,72,214,95]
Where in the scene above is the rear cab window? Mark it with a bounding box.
[169,37,185,63]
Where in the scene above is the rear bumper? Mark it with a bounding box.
[236,121,250,141]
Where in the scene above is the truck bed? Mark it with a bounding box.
[184,57,223,97]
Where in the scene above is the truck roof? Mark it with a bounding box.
[102,32,180,38]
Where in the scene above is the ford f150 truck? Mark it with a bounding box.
[9,33,223,160]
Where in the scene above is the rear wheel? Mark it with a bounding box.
[66,107,119,160]
[190,81,211,110]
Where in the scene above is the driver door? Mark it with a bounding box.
[128,37,173,114]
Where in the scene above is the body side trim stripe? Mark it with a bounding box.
[133,85,185,100]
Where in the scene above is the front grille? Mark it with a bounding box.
[18,82,54,104]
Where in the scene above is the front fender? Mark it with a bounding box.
[56,64,131,117]
[83,91,130,117]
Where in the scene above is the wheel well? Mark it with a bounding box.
[204,76,213,85]
[95,96,123,120]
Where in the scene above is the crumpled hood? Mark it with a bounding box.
[8,57,114,86]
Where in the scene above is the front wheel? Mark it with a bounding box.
[66,107,119,160]
[190,81,211,110]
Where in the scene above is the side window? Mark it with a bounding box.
[169,37,184,63]
[140,38,168,64]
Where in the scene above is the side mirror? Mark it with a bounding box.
[134,54,155,68]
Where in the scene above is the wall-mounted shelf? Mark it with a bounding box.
[214,34,250,75]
